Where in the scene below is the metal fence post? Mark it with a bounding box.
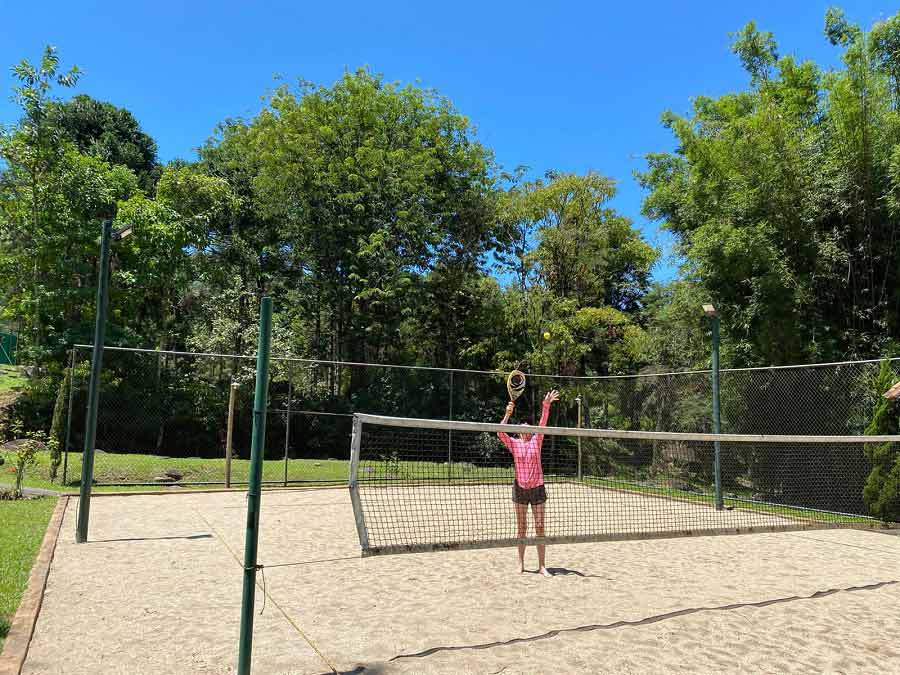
[704,305,724,510]
[225,382,239,488]
[447,370,453,482]
[62,347,76,485]
[576,395,583,480]
[237,297,273,675]
[284,360,293,486]
[76,219,113,544]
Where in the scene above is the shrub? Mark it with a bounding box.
[863,361,900,522]
[6,422,55,498]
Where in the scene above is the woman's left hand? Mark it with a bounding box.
[544,389,560,405]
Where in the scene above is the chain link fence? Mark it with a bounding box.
[59,345,899,488]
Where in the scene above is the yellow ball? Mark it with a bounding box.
[543,331,551,340]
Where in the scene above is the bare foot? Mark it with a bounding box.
[539,567,552,577]
[517,560,524,574]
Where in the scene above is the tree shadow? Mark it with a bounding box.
[390,580,899,660]
[88,533,213,543]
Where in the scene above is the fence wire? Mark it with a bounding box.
[60,346,900,489]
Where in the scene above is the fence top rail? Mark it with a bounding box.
[354,413,900,444]
[72,344,900,381]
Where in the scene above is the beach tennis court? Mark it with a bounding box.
[18,488,900,674]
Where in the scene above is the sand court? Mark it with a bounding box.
[19,488,900,674]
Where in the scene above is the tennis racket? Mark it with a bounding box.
[506,369,526,404]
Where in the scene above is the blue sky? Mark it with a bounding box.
[1,1,894,281]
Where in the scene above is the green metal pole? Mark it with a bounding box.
[76,219,113,543]
[237,297,273,675]
[711,315,723,510]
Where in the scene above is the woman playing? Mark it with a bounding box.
[498,389,560,576]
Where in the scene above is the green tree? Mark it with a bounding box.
[494,171,656,377]
[0,46,81,356]
[245,69,503,365]
[48,94,160,193]
[639,9,900,365]
[527,171,657,313]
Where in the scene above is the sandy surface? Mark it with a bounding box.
[21,489,900,674]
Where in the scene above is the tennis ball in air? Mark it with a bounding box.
[543,331,551,340]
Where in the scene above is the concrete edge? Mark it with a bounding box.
[79,484,345,497]
[0,495,68,675]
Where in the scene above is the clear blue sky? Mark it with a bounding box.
[1,1,893,281]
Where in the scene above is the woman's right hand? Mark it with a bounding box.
[505,402,515,417]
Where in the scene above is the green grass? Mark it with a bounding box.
[582,475,877,524]
[9,451,513,494]
[4,449,879,526]
[7,450,354,492]
[0,366,25,392]
[0,497,57,651]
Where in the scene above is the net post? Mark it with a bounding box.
[348,414,369,551]
[76,218,113,544]
[225,382,238,488]
[237,297,273,675]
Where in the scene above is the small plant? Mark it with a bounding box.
[8,421,50,499]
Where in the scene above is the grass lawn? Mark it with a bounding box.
[0,497,57,651]
[582,476,878,524]
[9,450,352,492]
[0,366,25,392]
[4,449,879,527]
[9,451,509,493]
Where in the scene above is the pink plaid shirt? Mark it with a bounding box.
[497,402,551,489]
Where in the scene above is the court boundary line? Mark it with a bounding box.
[361,521,880,556]
[0,496,68,675]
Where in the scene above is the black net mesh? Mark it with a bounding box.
[350,415,895,556]
[60,346,900,495]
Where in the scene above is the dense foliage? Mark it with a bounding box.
[640,11,900,365]
[2,10,900,515]
[864,360,900,521]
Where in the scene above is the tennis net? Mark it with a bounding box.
[347,414,898,556]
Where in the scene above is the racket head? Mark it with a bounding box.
[506,369,526,401]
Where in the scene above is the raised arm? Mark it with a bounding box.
[534,390,560,445]
[497,401,515,448]
[538,390,559,426]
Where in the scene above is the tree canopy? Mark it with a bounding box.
[4,9,900,427]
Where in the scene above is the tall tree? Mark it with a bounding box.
[639,10,900,365]
[48,94,160,193]
[244,69,504,365]
[0,47,140,360]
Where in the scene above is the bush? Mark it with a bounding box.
[5,373,59,438]
[5,422,55,498]
[863,361,900,521]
